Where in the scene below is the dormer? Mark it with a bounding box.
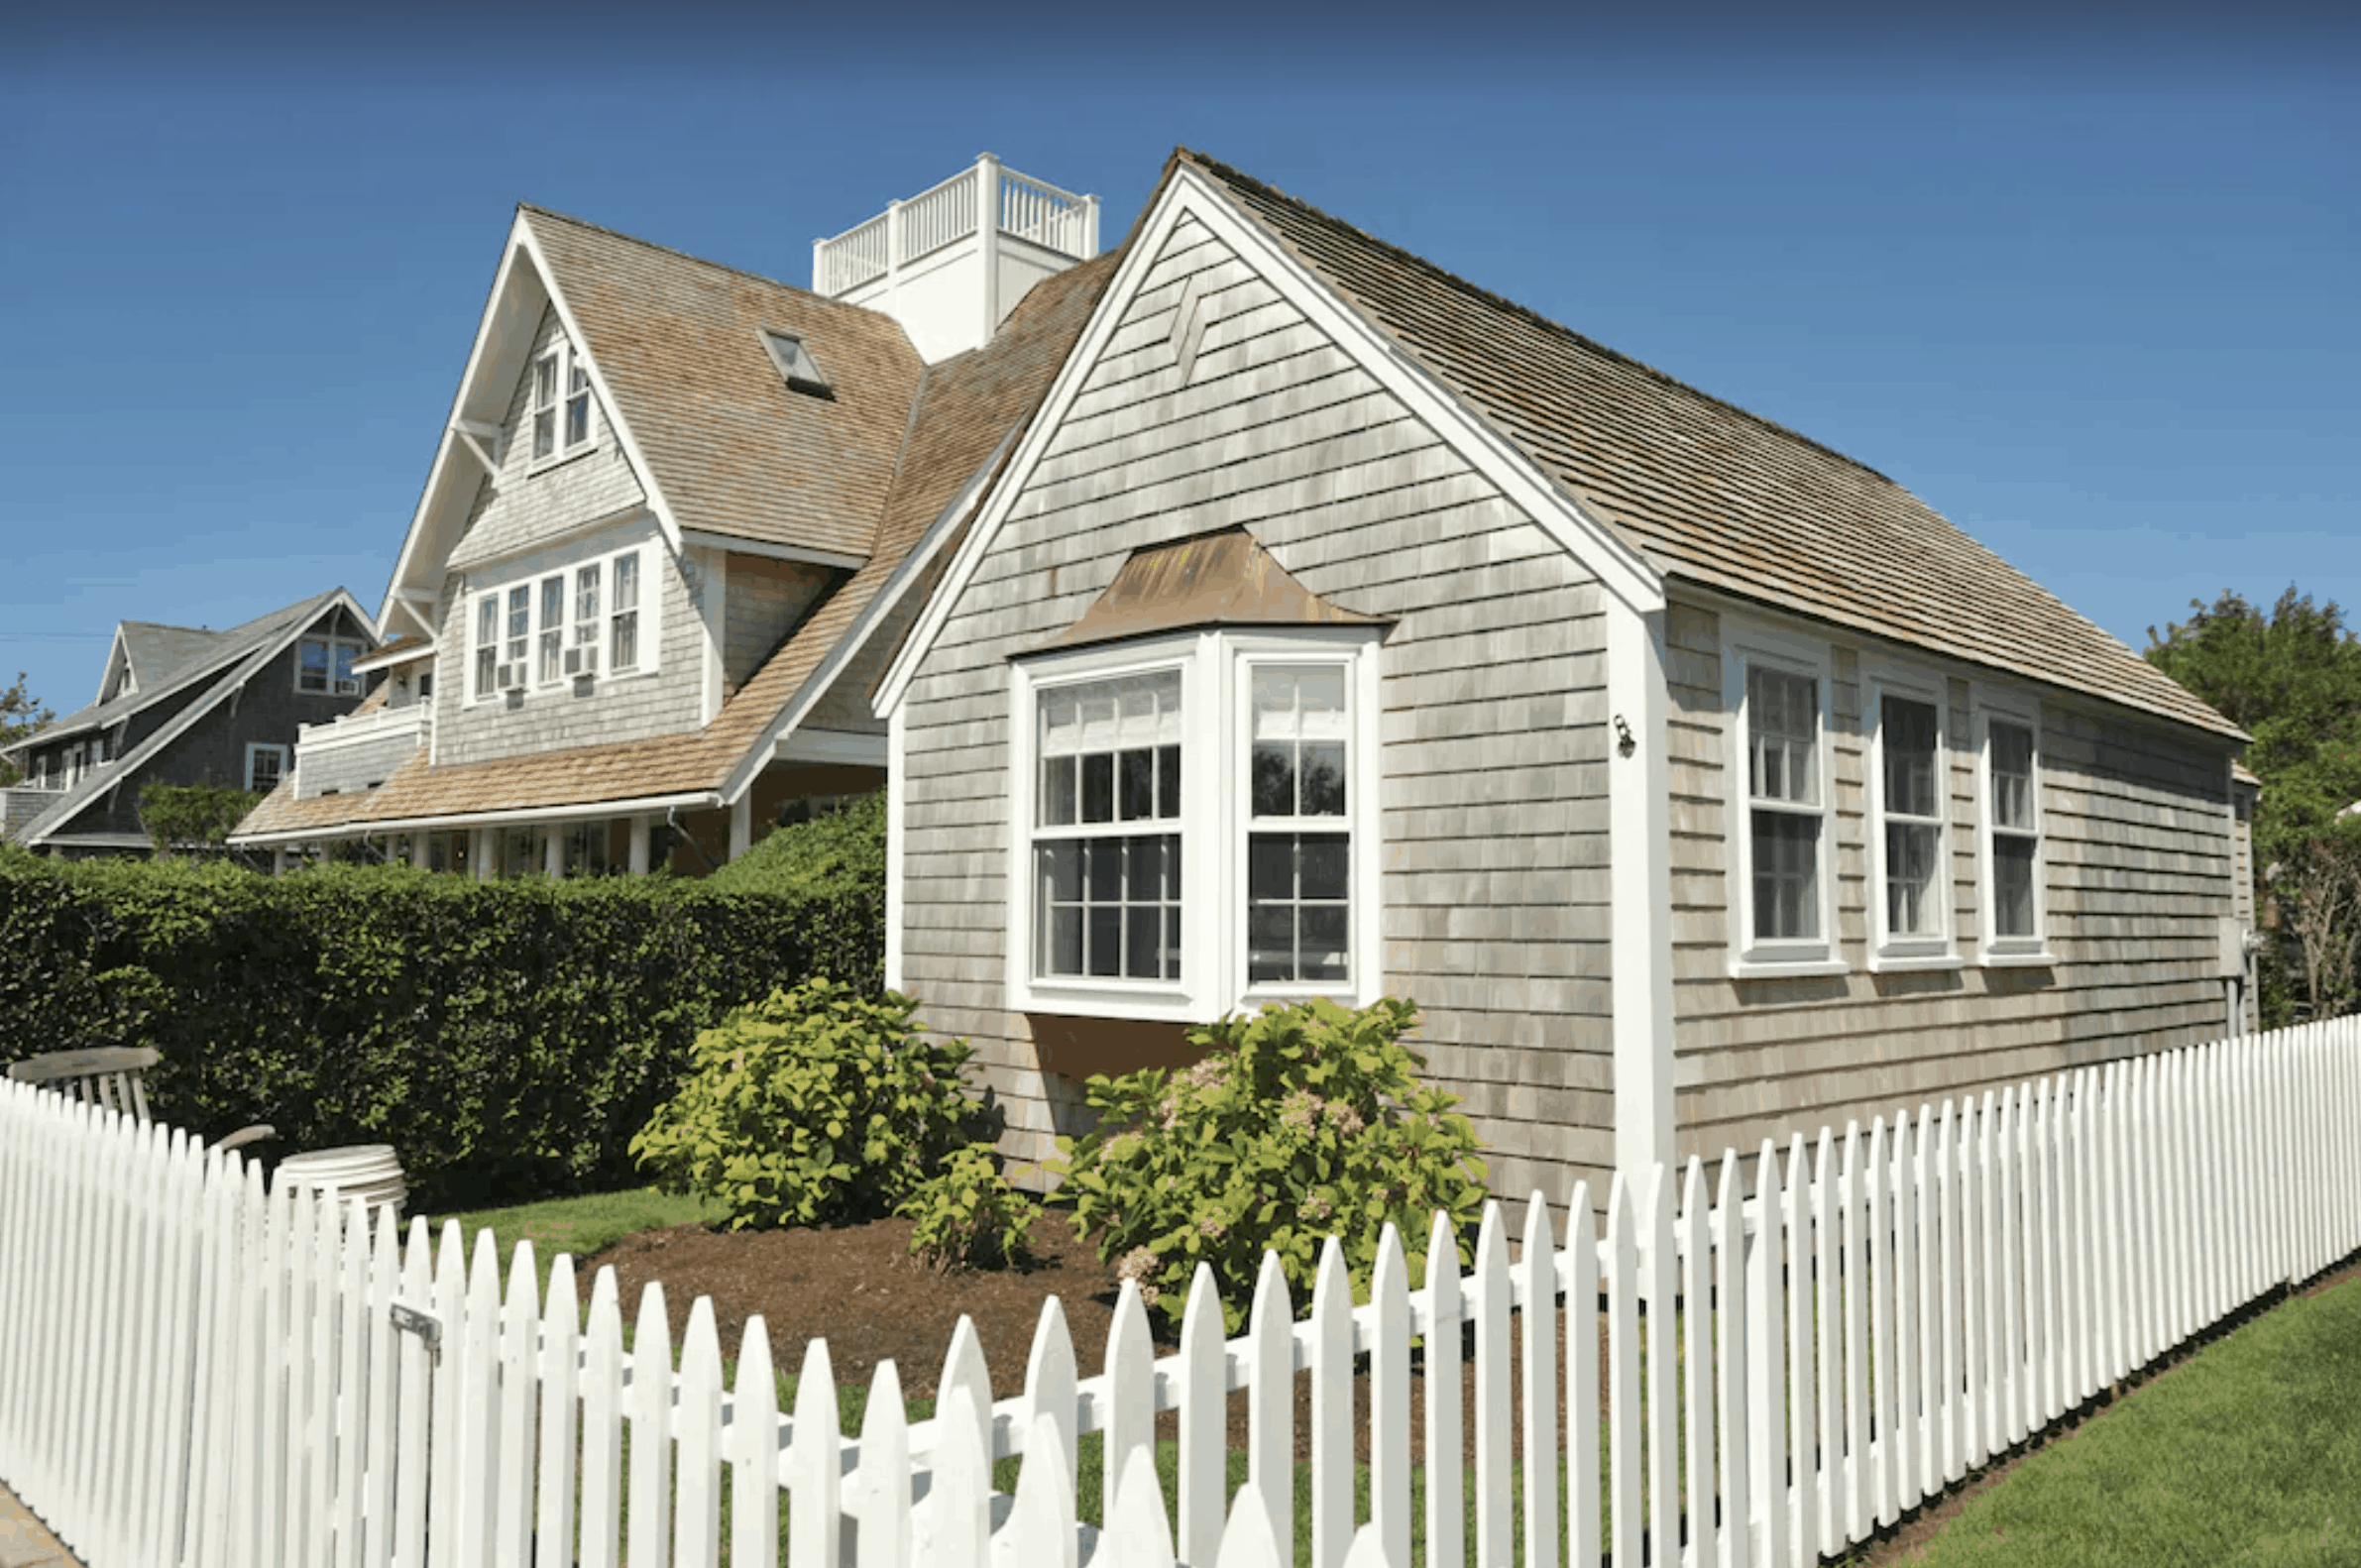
[812,154,1099,363]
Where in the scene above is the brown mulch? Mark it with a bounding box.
[586,1209,1611,1468]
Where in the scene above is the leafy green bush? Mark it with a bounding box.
[1053,996,1488,1331]
[630,979,982,1231]
[703,790,885,900]
[0,847,884,1209]
[899,1142,1042,1271]
[137,781,263,856]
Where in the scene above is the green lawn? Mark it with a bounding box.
[1893,1269,2361,1567]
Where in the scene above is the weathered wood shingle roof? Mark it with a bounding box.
[1178,150,2240,740]
[526,206,929,560]
[234,246,1122,840]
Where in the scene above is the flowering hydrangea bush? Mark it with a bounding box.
[1052,996,1488,1331]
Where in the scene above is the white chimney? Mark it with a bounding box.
[813,153,1100,363]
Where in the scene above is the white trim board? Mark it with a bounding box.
[874,163,1664,720]
[227,788,723,847]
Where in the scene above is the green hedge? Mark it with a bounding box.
[0,842,882,1210]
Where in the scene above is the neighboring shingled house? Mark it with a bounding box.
[230,155,1112,877]
[871,150,2261,1199]
[2,592,377,855]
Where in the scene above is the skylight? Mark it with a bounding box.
[763,331,831,396]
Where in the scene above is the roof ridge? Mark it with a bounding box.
[519,203,884,323]
[1173,147,1895,488]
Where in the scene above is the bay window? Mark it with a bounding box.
[1725,625,1841,975]
[1009,627,1381,1021]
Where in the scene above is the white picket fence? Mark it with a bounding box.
[3,1015,2358,1568]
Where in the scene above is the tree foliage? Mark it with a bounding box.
[0,673,54,787]
[138,781,263,856]
[2147,587,2361,1020]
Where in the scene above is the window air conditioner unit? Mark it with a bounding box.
[498,664,523,692]
[564,645,599,677]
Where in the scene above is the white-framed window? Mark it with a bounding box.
[1866,667,1960,969]
[245,742,287,794]
[466,543,659,704]
[530,346,595,463]
[1974,693,2051,963]
[296,636,364,697]
[1723,622,1843,976]
[1008,626,1383,1023]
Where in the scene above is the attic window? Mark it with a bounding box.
[763,332,830,396]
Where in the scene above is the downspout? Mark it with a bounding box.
[663,806,718,874]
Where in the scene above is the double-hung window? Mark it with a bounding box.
[1976,696,2049,961]
[1726,626,1840,975]
[296,635,364,697]
[610,551,641,672]
[245,742,287,794]
[530,346,595,463]
[1867,670,1957,967]
[537,576,565,685]
[1010,627,1381,1022]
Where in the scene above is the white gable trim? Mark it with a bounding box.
[875,165,1665,719]
[377,213,684,641]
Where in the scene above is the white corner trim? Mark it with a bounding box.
[873,168,1666,719]
[884,710,906,993]
[1606,601,1674,1180]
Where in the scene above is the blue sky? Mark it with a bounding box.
[2,4,2353,718]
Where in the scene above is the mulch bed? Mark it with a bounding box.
[585,1210,1609,1468]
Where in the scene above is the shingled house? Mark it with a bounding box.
[231,156,1113,875]
[2,592,376,855]
[870,151,2259,1198]
[229,149,2257,1197]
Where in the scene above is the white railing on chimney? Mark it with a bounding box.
[815,156,1099,300]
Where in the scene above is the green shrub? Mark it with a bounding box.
[137,782,264,856]
[1053,996,1488,1332]
[630,979,981,1231]
[899,1142,1042,1271]
[703,790,885,900]
[0,847,884,1209]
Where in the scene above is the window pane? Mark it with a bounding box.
[1087,908,1122,977]
[1086,840,1123,903]
[1299,906,1349,981]
[1165,907,1183,980]
[1249,837,1293,901]
[1159,743,1181,817]
[476,647,496,699]
[333,641,358,691]
[613,552,639,612]
[1990,722,2034,831]
[533,408,555,460]
[1041,755,1076,827]
[566,392,590,448]
[539,629,561,684]
[1119,748,1156,821]
[1751,810,1820,941]
[298,639,328,692]
[1298,834,1349,900]
[1048,907,1082,975]
[612,610,638,671]
[507,586,530,641]
[1747,667,1818,805]
[1300,742,1346,816]
[477,597,498,646]
[1125,837,1166,901]
[1252,742,1294,817]
[1883,696,1939,819]
[1247,905,1294,983]
[1080,753,1114,824]
[1125,906,1163,980]
[534,355,557,405]
[1994,837,2037,938]
[1886,822,1941,937]
[1042,841,1080,901]
[576,564,601,625]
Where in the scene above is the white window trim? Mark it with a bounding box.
[295,635,366,698]
[1864,663,1964,972]
[1723,619,1846,978]
[1972,688,2055,965]
[245,742,288,794]
[1006,625,1384,1023]
[464,543,661,707]
[527,343,597,472]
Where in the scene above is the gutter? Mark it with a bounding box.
[226,788,723,847]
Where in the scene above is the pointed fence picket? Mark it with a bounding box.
[2,1016,2359,1568]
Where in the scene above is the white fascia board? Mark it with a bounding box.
[771,727,888,767]
[717,427,1018,804]
[874,168,1664,720]
[678,531,867,573]
[28,833,156,852]
[226,788,723,847]
[514,215,683,558]
[351,641,435,676]
[380,222,548,633]
[97,626,131,706]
